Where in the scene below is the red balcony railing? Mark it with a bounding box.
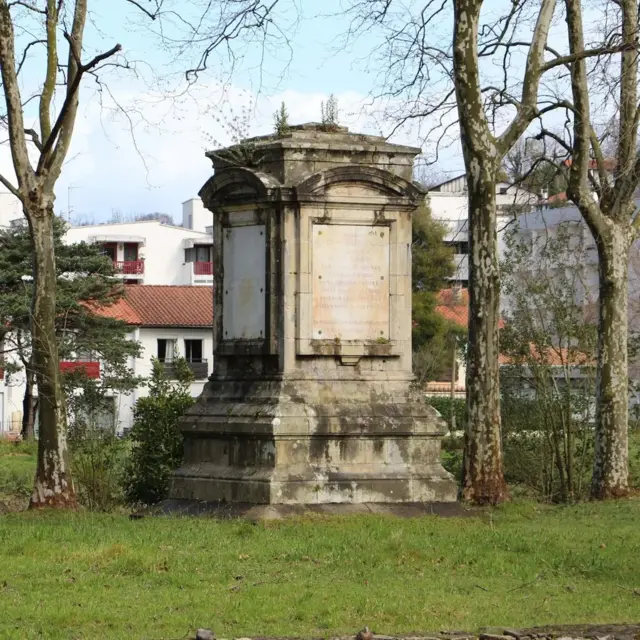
[60,361,100,379]
[193,261,213,276]
[114,260,144,275]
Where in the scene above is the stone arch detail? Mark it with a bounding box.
[295,165,423,200]
[198,167,282,209]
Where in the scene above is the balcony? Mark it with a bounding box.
[161,359,208,380]
[60,361,100,379]
[114,260,144,275]
[193,261,213,276]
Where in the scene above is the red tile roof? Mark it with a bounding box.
[435,288,505,329]
[499,344,592,366]
[95,286,213,327]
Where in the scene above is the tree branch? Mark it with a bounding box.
[39,0,59,143]
[498,0,557,155]
[0,171,20,197]
[0,0,36,195]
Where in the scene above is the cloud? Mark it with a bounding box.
[1,79,465,225]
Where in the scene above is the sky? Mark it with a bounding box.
[0,0,582,225]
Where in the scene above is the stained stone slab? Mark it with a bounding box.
[169,124,457,505]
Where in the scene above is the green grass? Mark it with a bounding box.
[0,501,639,639]
[0,440,36,508]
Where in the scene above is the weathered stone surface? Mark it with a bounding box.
[195,629,215,640]
[170,124,457,505]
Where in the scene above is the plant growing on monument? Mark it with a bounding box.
[273,101,290,136]
[501,221,597,502]
[320,94,339,130]
[124,358,194,506]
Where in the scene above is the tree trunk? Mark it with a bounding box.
[461,167,509,505]
[591,224,630,499]
[21,365,37,440]
[26,202,76,509]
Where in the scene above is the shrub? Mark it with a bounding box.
[427,396,467,431]
[124,358,194,505]
[71,434,130,511]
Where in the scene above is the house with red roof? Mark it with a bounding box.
[427,288,591,400]
[92,285,214,433]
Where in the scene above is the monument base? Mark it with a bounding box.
[170,377,457,504]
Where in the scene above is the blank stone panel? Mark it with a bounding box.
[222,224,266,340]
[311,224,390,341]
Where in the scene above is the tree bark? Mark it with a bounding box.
[591,224,631,499]
[26,202,76,509]
[21,365,37,441]
[461,162,509,505]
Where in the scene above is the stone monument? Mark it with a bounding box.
[170,123,457,504]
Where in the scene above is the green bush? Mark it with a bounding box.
[124,358,194,505]
[71,434,130,511]
[427,396,467,431]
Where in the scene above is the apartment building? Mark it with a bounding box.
[0,196,216,436]
[426,175,541,287]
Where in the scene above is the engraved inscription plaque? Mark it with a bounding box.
[312,224,390,340]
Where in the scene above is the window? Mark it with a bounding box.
[123,243,138,261]
[194,245,210,263]
[157,339,176,362]
[102,243,117,261]
[499,186,509,195]
[184,247,195,263]
[185,339,203,363]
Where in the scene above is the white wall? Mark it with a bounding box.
[115,326,214,433]
[182,198,212,234]
[0,192,23,229]
[65,220,212,285]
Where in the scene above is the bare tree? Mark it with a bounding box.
[0,0,123,508]
[344,0,572,504]
[558,0,640,498]
[0,0,288,509]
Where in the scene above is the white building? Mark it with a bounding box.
[1,198,216,437]
[0,191,23,230]
[65,217,214,287]
[426,175,541,287]
[94,285,214,433]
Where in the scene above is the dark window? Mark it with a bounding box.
[102,243,117,261]
[123,243,138,261]
[499,186,509,195]
[184,247,195,263]
[194,245,210,262]
[185,339,203,362]
[157,339,175,362]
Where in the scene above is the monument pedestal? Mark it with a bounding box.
[172,377,456,503]
[170,124,457,504]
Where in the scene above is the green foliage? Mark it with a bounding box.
[428,396,467,428]
[124,359,194,505]
[320,94,339,130]
[71,434,130,512]
[500,222,597,502]
[0,441,34,501]
[411,202,466,382]
[273,101,290,136]
[0,216,141,388]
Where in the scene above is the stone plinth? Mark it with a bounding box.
[170,124,457,504]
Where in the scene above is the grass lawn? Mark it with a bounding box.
[0,500,639,640]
